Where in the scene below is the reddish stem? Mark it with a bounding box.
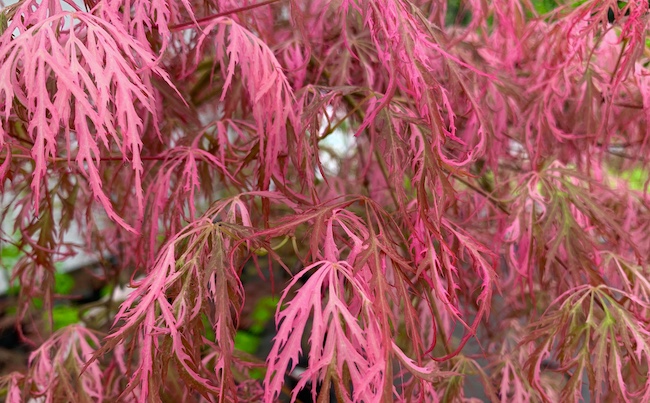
[169,0,283,31]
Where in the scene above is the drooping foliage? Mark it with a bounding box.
[0,0,649,401]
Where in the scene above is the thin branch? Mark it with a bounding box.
[11,154,167,162]
[169,0,283,31]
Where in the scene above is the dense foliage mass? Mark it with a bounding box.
[1,0,650,401]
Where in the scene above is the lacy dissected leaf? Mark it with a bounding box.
[194,17,299,191]
[503,163,643,295]
[25,325,104,402]
[138,143,235,263]
[0,372,25,402]
[100,0,196,54]
[602,253,650,307]
[263,203,451,402]
[523,285,650,401]
[486,319,542,402]
[512,2,650,164]
[345,0,490,166]
[264,260,389,403]
[90,199,255,401]
[408,206,496,359]
[0,7,174,231]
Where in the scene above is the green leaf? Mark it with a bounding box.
[54,272,75,295]
[533,0,559,14]
[0,12,7,36]
[234,331,260,354]
[249,296,278,334]
[621,167,648,191]
[50,305,80,330]
[202,314,216,343]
